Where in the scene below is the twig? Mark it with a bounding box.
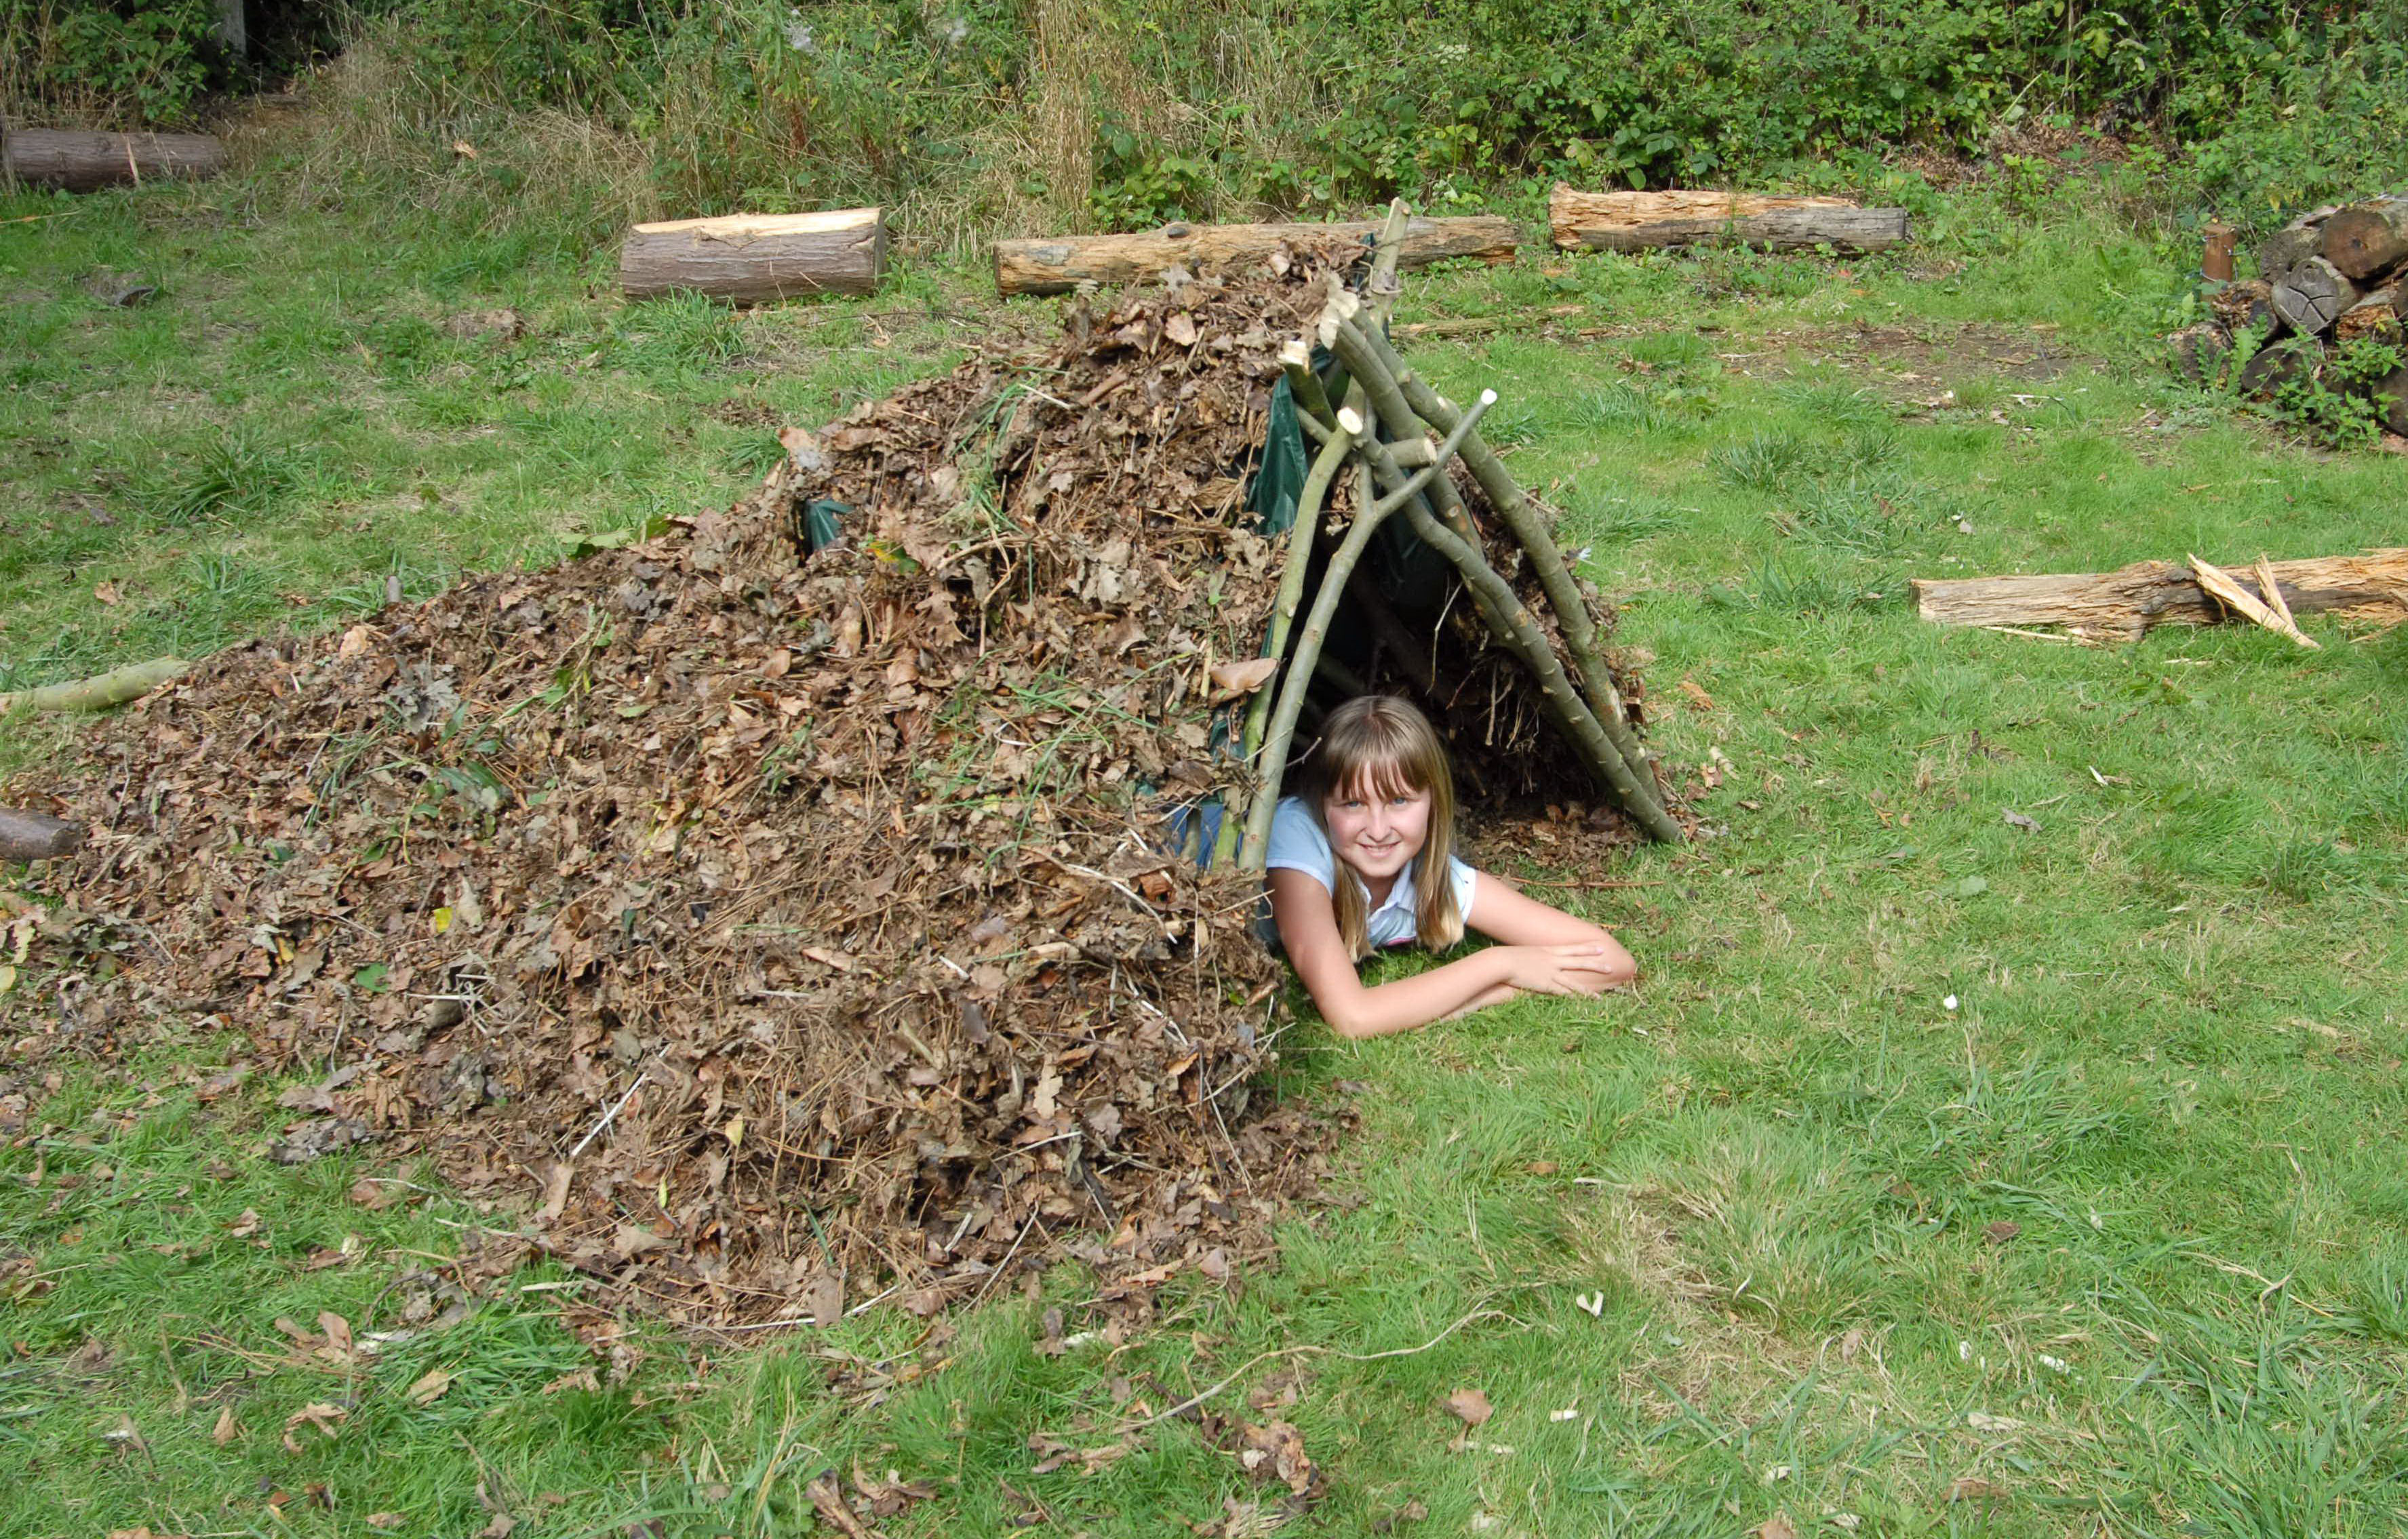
[568,1065,651,1159]
[1114,1304,1507,1432]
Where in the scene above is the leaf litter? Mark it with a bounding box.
[7,250,1645,1341]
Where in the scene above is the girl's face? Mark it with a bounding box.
[1322,768,1432,885]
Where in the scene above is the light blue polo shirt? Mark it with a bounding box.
[1263,797,1476,949]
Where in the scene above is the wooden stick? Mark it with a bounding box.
[1364,197,1413,325]
[1345,413,1684,844]
[1279,340,1337,432]
[1343,319,1659,776]
[1,807,83,862]
[0,656,188,715]
[1217,426,1358,870]
[1236,396,1497,869]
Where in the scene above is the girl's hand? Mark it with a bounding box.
[1501,942,1624,998]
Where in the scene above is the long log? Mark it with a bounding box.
[2321,195,2408,281]
[1550,186,1908,254]
[1913,550,2408,639]
[993,216,1515,297]
[2270,256,2361,335]
[3,129,224,192]
[1,807,83,862]
[619,209,886,304]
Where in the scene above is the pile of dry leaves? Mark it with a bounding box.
[6,252,1636,1327]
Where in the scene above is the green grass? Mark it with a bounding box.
[7,142,2408,1536]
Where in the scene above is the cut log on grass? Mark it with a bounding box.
[1550,186,1908,254]
[2166,322,2232,384]
[992,215,1516,296]
[2270,256,2362,334]
[0,656,188,715]
[619,209,887,303]
[2,129,224,192]
[2320,195,2408,281]
[0,807,83,862]
[1913,549,2408,639]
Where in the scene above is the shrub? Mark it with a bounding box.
[2,0,226,125]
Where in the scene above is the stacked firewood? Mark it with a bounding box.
[2174,195,2408,434]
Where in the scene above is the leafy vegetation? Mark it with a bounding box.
[13,2,2407,245]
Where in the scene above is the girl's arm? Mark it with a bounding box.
[1463,871,1637,986]
[1268,868,1622,1039]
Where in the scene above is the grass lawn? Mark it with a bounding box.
[5,134,2407,1538]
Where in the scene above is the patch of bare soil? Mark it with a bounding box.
[1724,319,2083,389]
[6,254,1638,1328]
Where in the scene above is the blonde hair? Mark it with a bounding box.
[1299,696,1463,961]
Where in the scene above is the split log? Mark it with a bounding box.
[2,129,224,192]
[619,209,886,304]
[1550,186,1908,254]
[0,807,83,862]
[993,215,1515,296]
[1913,549,2408,639]
[2335,287,2403,344]
[2320,195,2408,281]
[0,656,188,715]
[2270,256,2361,335]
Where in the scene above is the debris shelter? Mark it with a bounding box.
[8,247,1651,1325]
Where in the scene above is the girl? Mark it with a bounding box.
[1265,695,1636,1039]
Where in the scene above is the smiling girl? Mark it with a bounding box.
[1263,695,1636,1039]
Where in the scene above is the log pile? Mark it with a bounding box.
[1550,186,1910,255]
[2173,195,2408,436]
[5,216,1665,1329]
